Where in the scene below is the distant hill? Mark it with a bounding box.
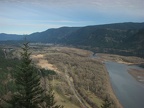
[28,23,144,45]
[119,27,144,58]
[0,33,23,41]
[0,22,144,57]
[122,28,144,50]
[60,22,144,47]
[28,27,80,43]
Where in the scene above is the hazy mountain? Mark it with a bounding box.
[0,33,23,41]
[28,27,80,43]
[122,28,144,50]
[27,22,144,50]
[61,22,144,47]
[0,22,144,56]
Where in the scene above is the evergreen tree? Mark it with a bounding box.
[41,83,63,108]
[2,42,64,108]
[101,95,112,108]
[9,42,44,108]
[15,42,44,107]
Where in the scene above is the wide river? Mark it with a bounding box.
[105,61,144,108]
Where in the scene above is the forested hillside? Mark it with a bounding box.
[0,22,144,57]
[28,22,144,57]
[0,48,19,97]
[28,27,80,43]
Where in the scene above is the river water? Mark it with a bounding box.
[105,61,144,108]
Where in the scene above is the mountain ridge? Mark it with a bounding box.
[0,22,144,57]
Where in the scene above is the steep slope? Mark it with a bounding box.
[119,28,144,57]
[0,22,144,56]
[63,27,131,47]
[123,28,144,50]
[27,22,144,50]
[28,27,80,43]
[62,22,144,48]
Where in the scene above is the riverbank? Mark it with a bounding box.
[103,64,123,108]
[97,53,144,65]
[90,53,123,108]
[105,61,144,108]
[97,53,144,83]
[95,53,144,108]
[128,68,144,84]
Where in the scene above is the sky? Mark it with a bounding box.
[0,0,144,34]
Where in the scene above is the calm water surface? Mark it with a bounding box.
[105,61,144,108]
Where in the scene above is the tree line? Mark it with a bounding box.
[0,42,63,108]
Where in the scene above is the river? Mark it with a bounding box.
[105,61,144,108]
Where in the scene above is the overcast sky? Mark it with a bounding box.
[0,0,144,34]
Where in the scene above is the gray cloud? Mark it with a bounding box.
[1,0,143,7]
[1,0,143,17]
[0,0,143,34]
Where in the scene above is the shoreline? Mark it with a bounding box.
[94,53,144,108]
[103,63,123,108]
[128,68,144,84]
[90,53,123,108]
[97,53,144,65]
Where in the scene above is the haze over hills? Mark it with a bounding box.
[0,33,23,41]
[28,27,80,43]
[28,22,144,44]
[0,22,144,56]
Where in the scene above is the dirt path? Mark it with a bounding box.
[64,66,88,108]
[3,49,7,59]
[31,54,88,108]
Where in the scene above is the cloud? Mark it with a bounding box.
[1,0,143,7]
[1,0,144,12]
[0,0,144,34]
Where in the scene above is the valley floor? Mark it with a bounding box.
[28,46,123,108]
[11,45,144,108]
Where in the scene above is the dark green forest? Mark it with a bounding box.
[0,48,19,96]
